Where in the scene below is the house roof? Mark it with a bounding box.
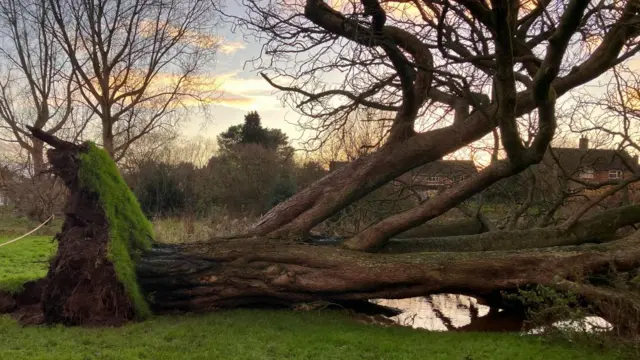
[547,147,639,173]
[412,160,478,176]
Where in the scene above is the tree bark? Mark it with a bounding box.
[394,218,486,238]
[30,138,46,178]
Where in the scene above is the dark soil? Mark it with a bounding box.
[0,291,15,314]
[14,280,46,325]
[0,280,46,324]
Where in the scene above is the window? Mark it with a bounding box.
[426,175,441,182]
[579,167,594,179]
[609,170,623,180]
[452,175,465,183]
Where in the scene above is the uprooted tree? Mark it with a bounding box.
[3,0,640,333]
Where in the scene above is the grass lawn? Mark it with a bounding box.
[0,310,628,360]
[0,235,56,293]
[0,235,629,359]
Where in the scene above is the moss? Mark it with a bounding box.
[78,143,153,318]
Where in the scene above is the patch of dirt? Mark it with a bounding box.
[14,280,45,307]
[15,305,45,325]
[10,280,46,324]
[351,313,398,327]
[0,292,16,314]
[1,280,45,324]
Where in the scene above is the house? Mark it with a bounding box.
[541,137,639,186]
[328,159,478,198]
[401,160,478,192]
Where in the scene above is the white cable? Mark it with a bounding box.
[0,214,55,248]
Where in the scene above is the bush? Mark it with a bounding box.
[126,161,198,217]
[202,143,297,215]
[0,167,66,222]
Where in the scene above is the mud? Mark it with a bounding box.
[0,291,15,314]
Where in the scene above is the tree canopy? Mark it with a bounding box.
[217,111,290,153]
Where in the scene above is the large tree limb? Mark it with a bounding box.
[380,203,640,253]
[304,0,434,141]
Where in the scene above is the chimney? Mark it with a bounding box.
[579,137,588,150]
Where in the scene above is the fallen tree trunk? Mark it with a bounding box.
[4,128,639,336]
[393,218,486,238]
[381,204,640,253]
[138,234,640,315]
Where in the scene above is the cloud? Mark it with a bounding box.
[180,92,255,107]
[213,72,281,110]
[92,69,279,111]
[325,0,432,20]
[139,19,219,49]
[152,72,280,110]
[219,41,246,54]
[138,19,244,54]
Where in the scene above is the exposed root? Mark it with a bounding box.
[40,145,136,326]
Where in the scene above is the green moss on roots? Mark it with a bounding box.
[78,143,153,318]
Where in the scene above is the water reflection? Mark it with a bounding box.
[371,295,490,331]
[370,295,612,333]
[528,317,613,334]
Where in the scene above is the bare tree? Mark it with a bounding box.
[0,0,91,220]
[46,0,218,160]
[0,0,85,175]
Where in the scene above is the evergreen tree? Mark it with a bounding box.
[217,111,289,152]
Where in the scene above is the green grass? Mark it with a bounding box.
[0,236,55,293]
[78,143,154,318]
[0,310,628,360]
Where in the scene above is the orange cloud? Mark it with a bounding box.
[519,0,538,11]
[139,19,246,54]
[180,93,254,107]
[139,19,219,49]
[326,0,429,20]
[213,73,281,110]
[152,72,281,110]
[84,69,280,111]
[219,41,246,54]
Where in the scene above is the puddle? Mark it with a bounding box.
[527,317,613,334]
[370,295,612,333]
[371,295,491,331]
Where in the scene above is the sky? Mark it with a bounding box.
[179,3,302,144]
[1,1,636,163]
[186,3,639,160]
